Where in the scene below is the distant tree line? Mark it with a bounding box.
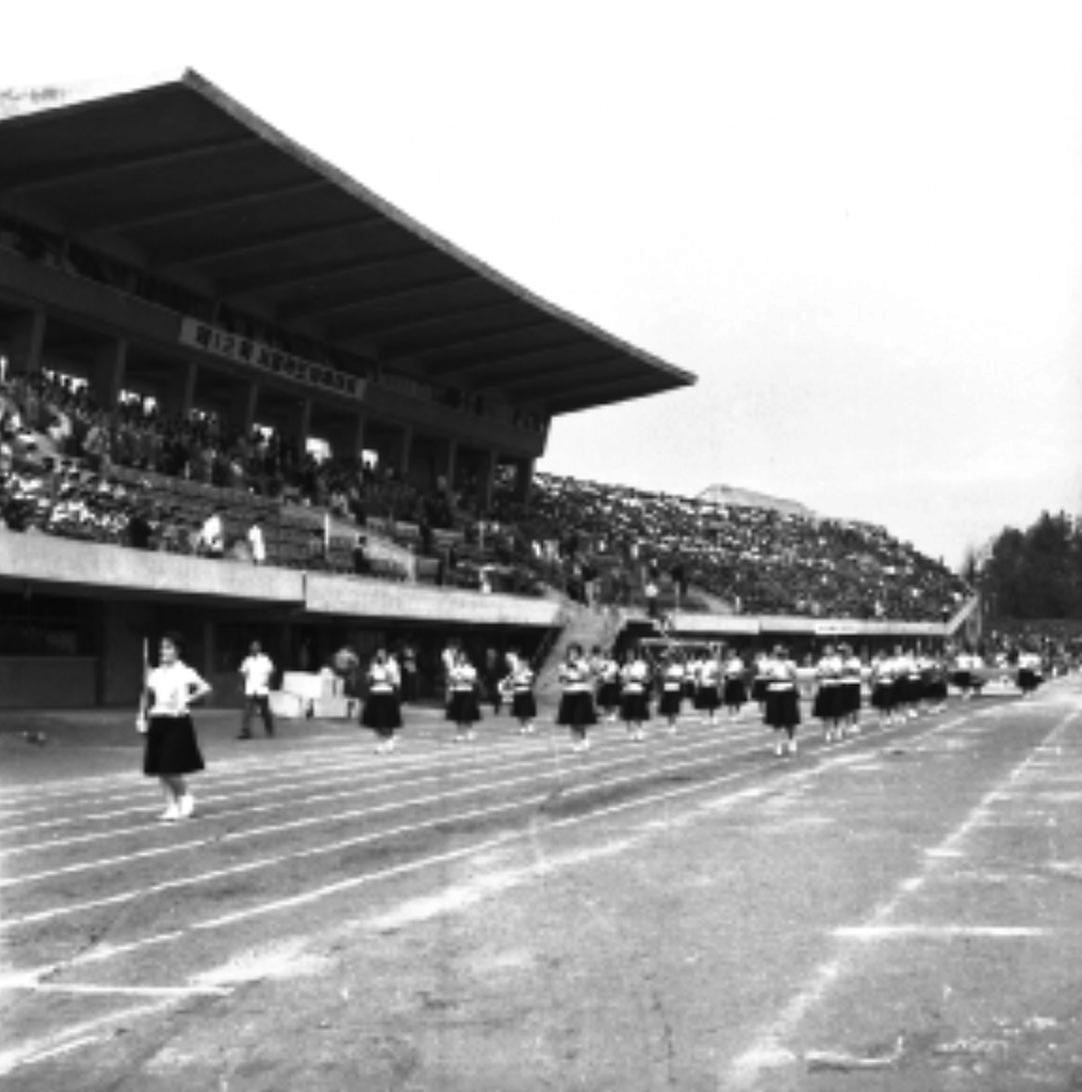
[967,511,1082,619]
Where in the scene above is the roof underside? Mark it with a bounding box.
[0,71,695,415]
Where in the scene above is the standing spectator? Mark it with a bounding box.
[238,639,276,739]
[352,533,371,574]
[247,517,266,565]
[198,507,225,558]
[136,631,211,821]
[645,578,660,619]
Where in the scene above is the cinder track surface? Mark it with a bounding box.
[2,682,1081,1091]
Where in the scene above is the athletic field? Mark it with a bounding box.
[3,681,1082,1090]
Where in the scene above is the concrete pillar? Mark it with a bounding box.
[514,456,535,501]
[230,381,259,438]
[353,413,367,460]
[10,307,47,375]
[297,398,312,460]
[399,424,413,481]
[445,438,459,490]
[91,337,127,408]
[482,448,498,511]
[169,359,198,418]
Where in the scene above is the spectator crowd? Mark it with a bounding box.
[2,371,974,623]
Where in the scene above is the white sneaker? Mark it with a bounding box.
[178,794,194,818]
[788,739,798,755]
[159,804,180,822]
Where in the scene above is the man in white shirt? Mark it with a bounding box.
[238,639,276,739]
[247,518,266,565]
[199,508,225,558]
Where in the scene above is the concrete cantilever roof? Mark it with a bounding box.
[0,69,696,416]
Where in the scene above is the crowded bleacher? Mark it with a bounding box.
[496,473,972,622]
[0,369,972,620]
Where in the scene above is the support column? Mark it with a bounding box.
[514,456,535,501]
[399,425,413,481]
[91,337,127,408]
[10,307,47,376]
[353,413,367,460]
[230,381,259,438]
[481,448,497,511]
[170,359,198,418]
[444,438,458,491]
[296,398,312,460]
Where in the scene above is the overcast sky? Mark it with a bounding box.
[7,1,1082,566]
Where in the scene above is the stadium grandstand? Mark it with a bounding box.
[0,69,976,710]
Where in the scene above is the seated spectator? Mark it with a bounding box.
[307,527,326,568]
[126,505,153,549]
[352,533,371,574]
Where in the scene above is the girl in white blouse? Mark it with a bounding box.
[137,632,212,821]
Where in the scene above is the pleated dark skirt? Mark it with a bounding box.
[557,690,597,727]
[143,714,205,777]
[765,688,800,729]
[511,691,537,719]
[446,690,482,723]
[362,691,403,730]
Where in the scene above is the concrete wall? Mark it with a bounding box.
[0,657,97,709]
[0,535,306,602]
[305,572,562,627]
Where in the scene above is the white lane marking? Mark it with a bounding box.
[0,723,768,853]
[834,924,1047,939]
[0,707,769,809]
[0,727,770,892]
[3,722,921,978]
[0,998,183,1076]
[722,709,1076,1091]
[0,981,232,997]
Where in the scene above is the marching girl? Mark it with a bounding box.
[694,645,723,725]
[505,654,538,734]
[446,648,482,742]
[658,652,686,735]
[813,644,844,743]
[619,646,651,741]
[595,647,623,723]
[682,651,701,706]
[750,649,770,714]
[894,644,921,720]
[764,645,800,757]
[361,647,403,753]
[722,647,748,720]
[1017,647,1043,696]
[557,642,598,752]
[869,649,898,727]
[137,631,212,821]
[839,644,864,734]
[920,649,948,714]
[950,644,976,700]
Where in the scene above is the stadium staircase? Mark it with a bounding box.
[533,601,634,704]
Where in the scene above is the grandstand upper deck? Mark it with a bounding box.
[0,69,695,432]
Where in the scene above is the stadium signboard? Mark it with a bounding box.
[179,317,366,400]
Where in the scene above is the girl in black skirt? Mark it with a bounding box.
[504,652,538,735]
[694,645,723,726]
[557,642,597,752]
[446,649,482,742]
[619,646,651,742]
[362,648,403,753]
[137,632,211,821]
[722,648,748,720]
[658,653,686,735]
[764,646,800,757]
